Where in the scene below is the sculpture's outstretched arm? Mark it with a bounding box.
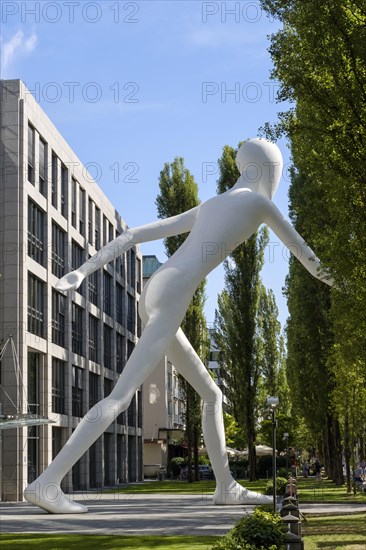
[263,201,334,287]
[55,206,199,291]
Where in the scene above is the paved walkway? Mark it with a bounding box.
[0,493,365,537]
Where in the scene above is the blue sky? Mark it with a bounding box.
[1,0,294,329]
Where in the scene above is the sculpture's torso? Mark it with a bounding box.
[140,189,267,319]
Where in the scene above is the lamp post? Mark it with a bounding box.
[266,396,279,514]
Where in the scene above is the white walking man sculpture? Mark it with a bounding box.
[24,138,333,513]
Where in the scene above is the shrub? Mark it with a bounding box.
[212,509,284,550]
[265,476,288,496]
[278,468,291,479]
[169,457,186,478]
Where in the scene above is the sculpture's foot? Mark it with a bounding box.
[213,481,271,505]
[24,481,88,514]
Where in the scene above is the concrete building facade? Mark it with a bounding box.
[0,79,143,501]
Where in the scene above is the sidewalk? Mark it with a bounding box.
[0,493,365,537]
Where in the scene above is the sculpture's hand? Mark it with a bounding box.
[317,267,336,288]
[55,270,84,291]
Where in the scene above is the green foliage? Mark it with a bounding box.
[223,412,246,449]
[170,457,186,478]
[256,455,287,479]
[212,509,285,550]
[155,157,200,258]
[229,458,249,480]
[260,0,366,483]
[265,476,288,496]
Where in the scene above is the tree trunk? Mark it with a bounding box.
[247,422,257,481]
[186,383,193,483]
[193,424,200,482]
[332,417,344,485]
[344,413,351,493]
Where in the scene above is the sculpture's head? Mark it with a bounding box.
[235,138,283,199]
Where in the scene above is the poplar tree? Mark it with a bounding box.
[260,0,366,485]
[156,157,208,482]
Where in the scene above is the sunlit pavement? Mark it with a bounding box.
[0,493,365,537]
[0,494,247,536]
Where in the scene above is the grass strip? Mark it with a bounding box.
[302,513,366,549]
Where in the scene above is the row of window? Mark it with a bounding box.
[28,272,136,371]
[27,123,142,295]
[51,358,142,424]
[28,198,141,296]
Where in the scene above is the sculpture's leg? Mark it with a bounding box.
[24,315,180,513]
[168,329,271,506]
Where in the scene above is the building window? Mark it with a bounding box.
[51,152,58,208]
[88,267,98,306]
[28,273,45,337]
[28,124,35,185]
[115,231,125,278]
[52,290,66,347]
[127,249,136,289]
[51,222,66,278]
[104,377,112,398]
[136,258,141,294]
[28,199,45,266]
[95,206,100,249]
[127,394,136,426]
[72,366,83,417]
[28,352,41,483]
[52,426,63,460]
[103,272,112,316]
[88,198,93,246]
[79,187,85,236]
[39,137,47,196]
[61,163,68,219]
[89,372,99,408]
[72,303,83,356]
[71,178,77,228]
[127,293,135,333]
[127,339,134,360]
[104,324,112,369]
[103,215,108,246]
[71,240,84,295]
[89,314,98,363]
[116,332,124,374]
[137,310,142,338]
[52,358,65,414]
[115,283,124,325]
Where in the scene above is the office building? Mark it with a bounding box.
[0,79,143,501]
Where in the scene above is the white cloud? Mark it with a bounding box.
[2,30,37,72]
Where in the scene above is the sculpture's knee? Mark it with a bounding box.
[94,395,133,425]
[202,385,222,424]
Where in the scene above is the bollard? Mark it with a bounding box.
[282,512,302,538]
[281,504,300,519]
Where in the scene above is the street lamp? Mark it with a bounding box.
[266,396,279,514]
[283,432,289,474]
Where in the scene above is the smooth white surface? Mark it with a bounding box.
[24,138,332,513]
